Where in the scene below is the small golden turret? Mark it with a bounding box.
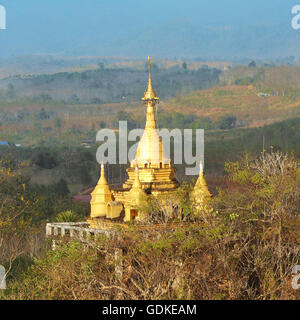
[124,166,147,222]
[191,161,212,211]
[90,162,113,218]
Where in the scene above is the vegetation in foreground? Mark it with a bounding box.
[1,151,299,300]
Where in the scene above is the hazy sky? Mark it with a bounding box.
[0,0,297,57]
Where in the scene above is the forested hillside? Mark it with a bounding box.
[0,63,299,190]
[0,65,220,104]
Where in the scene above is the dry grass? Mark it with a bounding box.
[160,85,300,127]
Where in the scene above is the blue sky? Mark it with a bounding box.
[1,0,295,28]
[0,0,297,58]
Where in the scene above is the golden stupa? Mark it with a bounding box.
[88,57,211,227]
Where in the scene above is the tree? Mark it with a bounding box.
[31,150,58,169]
[0,162,41,283]
[56,210,80,222]
[54,179,70,197]
[35,108,50,121]
[219,115,237,130]
[91,98,103,104]
[182,62,188,70]
[211,151,300,298]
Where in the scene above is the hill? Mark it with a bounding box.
[161,84,300,128]
[0,66,220,104]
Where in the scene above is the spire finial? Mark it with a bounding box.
[148,56,152,71]
[142,56,159,102]
[132,164,142,189]
[199,160,204,175]
[192,159,212,204]
[98,160,108,186]
[101,161,105,176]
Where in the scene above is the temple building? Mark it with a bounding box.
[88,57,211,228]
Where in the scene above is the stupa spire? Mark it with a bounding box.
[98,161,108,186]
[133,56,167,167]
[195,160,209,189]
[199,160,204,175]
[142,56,159,102]
[192,160,212,209]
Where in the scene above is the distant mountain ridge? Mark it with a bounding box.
[1,19,300,60]
[101,21,300,59]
